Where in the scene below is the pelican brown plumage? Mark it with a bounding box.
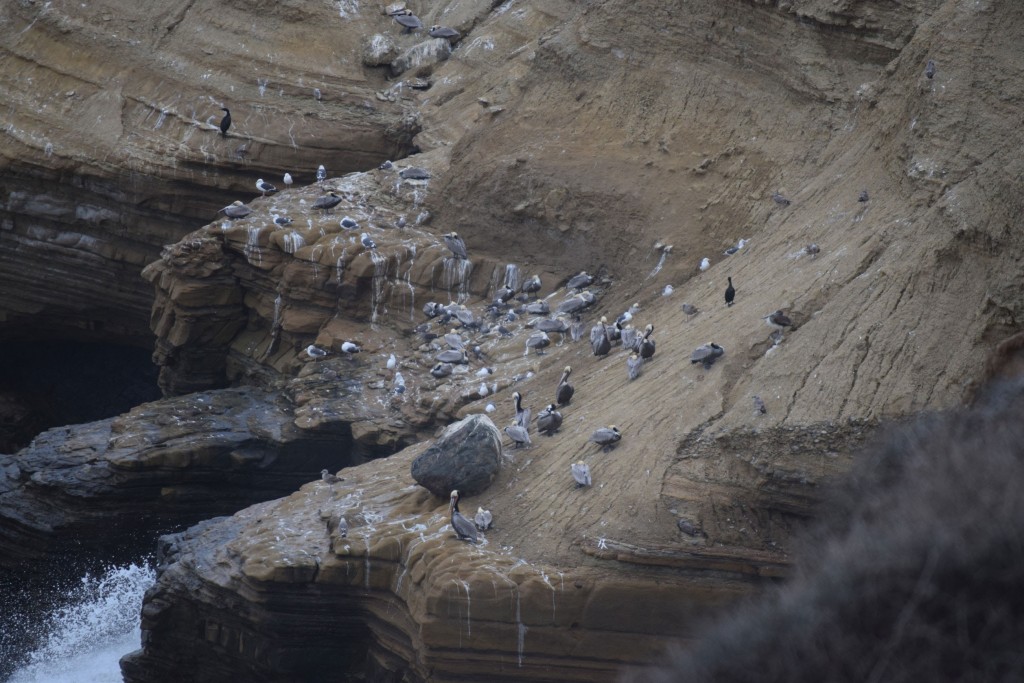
[536,404,563,436]
[449,490,478,543]
[556,366,574,406]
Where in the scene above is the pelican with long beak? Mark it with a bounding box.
[556,366,574,406]
[449,490,478,543]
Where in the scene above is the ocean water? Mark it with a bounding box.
[6,562,155,683]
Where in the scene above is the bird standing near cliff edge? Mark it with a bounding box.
[219,107,231,137]
[449,490,478,543]
[725,277,736,307]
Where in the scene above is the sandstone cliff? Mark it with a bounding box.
[2,0,1022,680]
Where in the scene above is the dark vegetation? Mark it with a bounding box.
[632,378,1024,683]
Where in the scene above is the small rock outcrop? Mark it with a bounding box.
[411,413,501,497]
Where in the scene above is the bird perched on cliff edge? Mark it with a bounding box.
[256,179,277,197]
[512,391,531,429]
[361,233,377,250]
[219,107,231,137]
[312,192,342,213]
[321,469,343,485]
[316,164,327,185]
[219,201,251,219]
[283,172,293,187]
[443,232,468,259]
[449,490,478,543]
[392,9,423,33]
[505,422,531,449]
[725,276,736,307]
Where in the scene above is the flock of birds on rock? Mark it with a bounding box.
[207,21,940,549]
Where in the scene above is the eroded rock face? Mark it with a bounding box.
[0,387,359,567]
[410,413,502,497]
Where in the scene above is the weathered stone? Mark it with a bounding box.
[390,38,452,77]
[410,414,501,497]
[363,33,399,67]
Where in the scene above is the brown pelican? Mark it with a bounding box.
[219,107,231,136]
[725,277,736,307]
[620,324,639,351]
[556,366,574,406]
[567,271,593,291]
[512,391,530,428]
[474,507,493,531]
[525,331,550,355]
[321,468,343,484]
[504,422,531,448]
[590,425,621,451]
[219,200,251,219]
[691,342,725,369]
[590,317,611,357]
[753,395,767,414]
[521,274,542,296]
[392,9,423,32]
[569,319,584,342]
[557,291,595,315]
[443,232,468,259]
[399,166,430,180]
[449,490,478,543]
[536,404,563,436]
[638,324,656,360]
[525,300,550,315]
[606,320,622,344]
[256,178,277,197]
[431,362,453,378]
[571,461,592,487]
[312,192,343,213]
[429,25,461,42]
[536,318,568,334]
[443,329,465,350]
[455,305,476,328]
[764,310,793,342]
[626,354,643,380]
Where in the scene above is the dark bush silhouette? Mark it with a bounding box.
[630,378,1024,683]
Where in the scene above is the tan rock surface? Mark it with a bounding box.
[2,0,1022,680]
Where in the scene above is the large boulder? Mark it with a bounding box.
[410,414,501,497]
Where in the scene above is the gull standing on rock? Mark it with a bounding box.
[449,490,478,543]
[700,257,711,272]
[316,164,327,185]
[283,172,293,188]
[340,341,361,355]
[764,309,793,343]
[321,469,344,484]
[256,179,277,197]
[273,215,292,227]
[305,344,328,359]
[753,395,767,415]
[340,216,358,230]
[361,233,377,250]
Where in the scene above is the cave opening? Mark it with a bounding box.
[0,340,161,454]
